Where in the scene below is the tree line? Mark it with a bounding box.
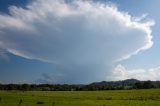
[0,79,160,91]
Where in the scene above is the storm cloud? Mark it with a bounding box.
[0,0,154,83]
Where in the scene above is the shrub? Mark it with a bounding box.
[105,97,112,100]
[37,101,44,104]
[52,102,55,106]
[18,99,23,106]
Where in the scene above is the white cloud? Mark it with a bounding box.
[0,0,155,83]
[110,64,160,81]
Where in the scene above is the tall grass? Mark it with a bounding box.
[0,89,159,106]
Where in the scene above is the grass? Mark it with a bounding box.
[0,89,160,106]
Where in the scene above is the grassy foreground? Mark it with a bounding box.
[0,89,160,106]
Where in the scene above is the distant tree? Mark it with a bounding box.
[7,84,16,90]
[134,82,143,89]
[21,84,30,91]
[143,80,153,89]
[0,79,160,91]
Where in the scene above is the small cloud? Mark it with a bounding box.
[110,64,160,81]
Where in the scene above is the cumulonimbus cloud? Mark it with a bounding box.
[0,0,154,83]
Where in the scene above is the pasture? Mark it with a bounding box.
[0,89,160,106]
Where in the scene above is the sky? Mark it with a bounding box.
[0,0,160,84]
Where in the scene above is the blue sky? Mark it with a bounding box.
[111,0,160,69]
[0,0,160,84]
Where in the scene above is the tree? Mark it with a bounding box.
[134,82,143,89]
[21,84,30,91]
[143,80,153,89]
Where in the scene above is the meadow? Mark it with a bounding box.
[0,89,160,106]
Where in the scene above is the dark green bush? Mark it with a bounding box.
[37,101,44,104]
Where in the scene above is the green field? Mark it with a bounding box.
[0,89,160,106]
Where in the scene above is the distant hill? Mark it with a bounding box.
[0,79,160,91]
[90,79,139,86]
[123,78,140,83]
[88,79,140,90]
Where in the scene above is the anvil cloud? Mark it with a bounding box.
[0,0,154,83]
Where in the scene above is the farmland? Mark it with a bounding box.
[0,89,160,106]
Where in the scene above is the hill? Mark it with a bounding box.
[0,79,160,91]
